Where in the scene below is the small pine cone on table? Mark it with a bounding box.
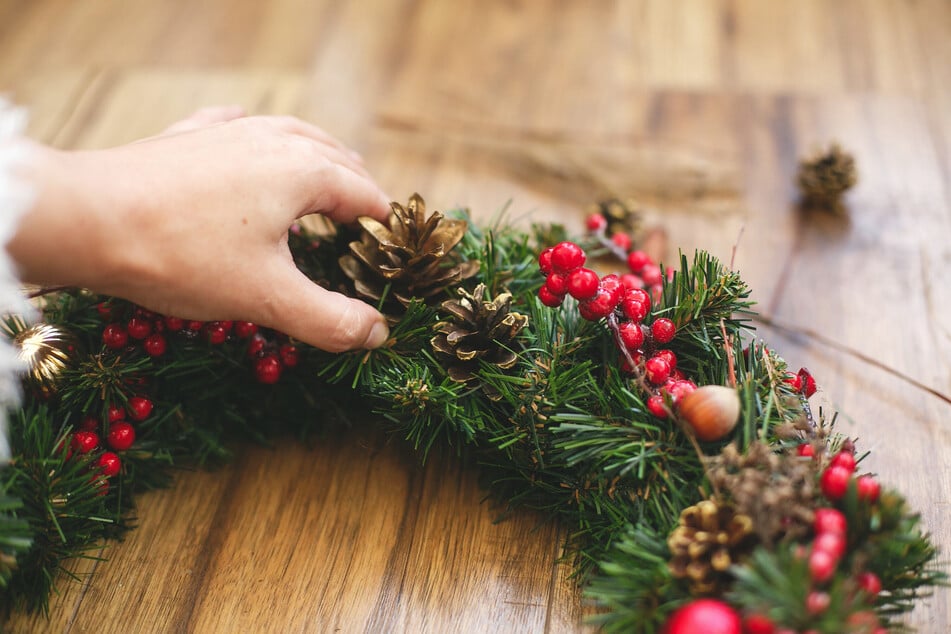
[796,143,858,214]
[588,197,641,237]
[667,499,755,594]
[338,193,479,319]
[431,284,528,397]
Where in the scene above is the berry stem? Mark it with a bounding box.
[593,230,629,262]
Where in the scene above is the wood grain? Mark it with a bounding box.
[1,0,949,631]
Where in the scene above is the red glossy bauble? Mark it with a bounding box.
[664,599,741,634]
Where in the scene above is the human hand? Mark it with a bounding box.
[10,107,392,352]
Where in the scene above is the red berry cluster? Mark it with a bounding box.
[804,505,884,627]
[97,300,296,385]
[538,242,689,413]
[65,396,152,495]
[246,331,299,384]
[819,448,880,504]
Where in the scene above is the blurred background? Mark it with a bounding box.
[2,1,949,631]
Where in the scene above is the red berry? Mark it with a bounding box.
[599,274,624,306]
[621,297,649,322]
[234,321,258,338]
[813,531,846,560]
[664,599,741,634]
[187,320,204,332]
[651,318,676,344]
[806,590,831,614]
[545,272,569,296]
[247,334,267,358]
[566,268,600,300]
[621,288,650,320]
[646,394,668,419]
[144,333,167,357]
[610,232,632,251]
[797,443,815,457]
[127,396,153,421]
[821,465,852,501]
[107,422,136,451]
[126,317,152,340]
[206,323,228,345]
[108,405,126,423]
[218,320,234,332]
[96,302,114,320]
[102,324,129,350]
[618,321,645,350]
[97,451,122,477]
[71,431,100,454]
[279,344,299,368]
[79,416,99,432]
[649,283,663,305]
[856,475,881,503]
[164,316,184,331]
[809,549,837,584]
[618,352,640,374]
[550,241,586,274]
[653,349,677,371]
[626,250,652,273]
[578,288,617,321]
[538,247,554,274]
[585,213,607,232]
[641,263,663,287]
[255,355,283,384]
[857,571,882,598]
[814,508,847,535]
[619,273,643,290]
[830,450,856,473]
[742,614,776,634]
[538,285,564,308]
[644,356,671,385]
[665,379,697,403]
[797,367,817,397]
[784,372,803,392]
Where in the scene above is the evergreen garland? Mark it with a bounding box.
[0,196,944,631]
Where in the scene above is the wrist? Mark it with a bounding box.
[9,145,134,292]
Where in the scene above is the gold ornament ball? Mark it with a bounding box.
[14,323,79,397]
[677,385,740,442]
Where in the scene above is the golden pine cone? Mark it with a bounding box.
[797,143,858,214]
[668,499,755,594]
[338,194,479,317]
[430,284,528,389]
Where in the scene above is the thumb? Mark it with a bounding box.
[261,264,390,353]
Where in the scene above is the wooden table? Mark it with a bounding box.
[2,1,949,631]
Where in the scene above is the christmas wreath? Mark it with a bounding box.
[0,190,944,633]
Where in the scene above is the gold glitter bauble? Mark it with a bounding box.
[14,323,79,397]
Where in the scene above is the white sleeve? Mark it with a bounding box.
[0,99,38,462]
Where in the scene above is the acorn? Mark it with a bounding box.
[677,385,740,442]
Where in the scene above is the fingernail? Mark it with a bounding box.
[364,320,389,349]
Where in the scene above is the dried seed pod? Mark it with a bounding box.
[677,385,740,442]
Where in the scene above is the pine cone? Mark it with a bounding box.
[589,197,641,237]
[431,284,528,391]
[338,194,479,318]
[796,143,857,214]
[705,441,820,546]
[668,499,755,594]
